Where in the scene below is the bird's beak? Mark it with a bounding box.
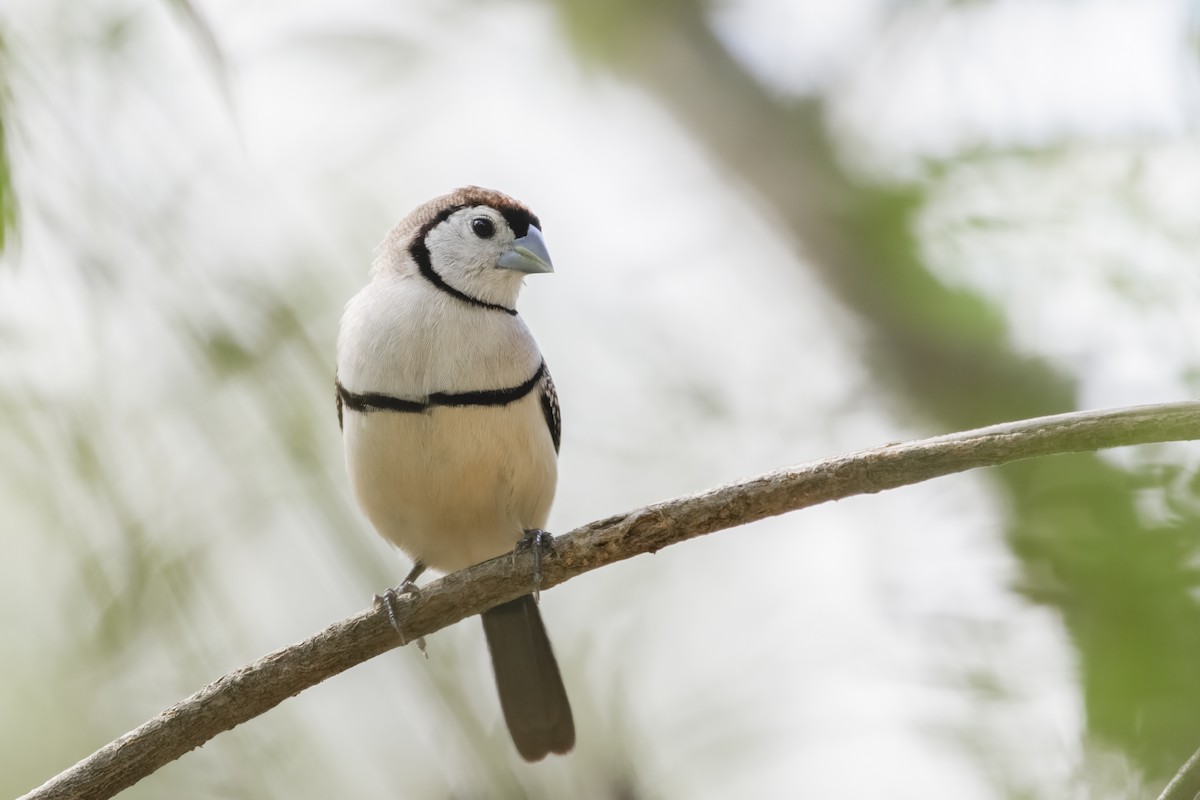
[497,225,554,274]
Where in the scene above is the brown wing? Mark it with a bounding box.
[538,364,561,454]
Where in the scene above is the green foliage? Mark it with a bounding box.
[0,30,18,256]
[540,0,1200,787]
[5,0,1199,796]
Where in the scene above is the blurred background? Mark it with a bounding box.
[3,0,1200,797]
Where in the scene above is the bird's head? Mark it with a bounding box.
[377,186,553,313]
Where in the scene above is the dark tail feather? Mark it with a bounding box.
[480,594,575,761]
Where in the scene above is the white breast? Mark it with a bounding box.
[336,272,557,572]
[338,273,543,397]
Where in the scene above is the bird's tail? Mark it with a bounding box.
[480,594,575,761]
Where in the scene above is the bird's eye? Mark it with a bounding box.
[471,217,496,239]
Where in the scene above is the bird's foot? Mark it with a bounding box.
[514,528,557,603]
[373,578,427,657]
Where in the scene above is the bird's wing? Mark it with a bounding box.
[539,364,561,454]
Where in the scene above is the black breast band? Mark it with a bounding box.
[337,361,545,416]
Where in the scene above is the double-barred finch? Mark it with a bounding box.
[335,187,573,761]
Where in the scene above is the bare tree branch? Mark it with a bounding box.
[1158,743,1200,800]
[20,401,1200,800]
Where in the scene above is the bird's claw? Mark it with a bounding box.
[515,528,557,603]
[373,581,427,656]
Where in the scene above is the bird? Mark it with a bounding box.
[334,186,573,762]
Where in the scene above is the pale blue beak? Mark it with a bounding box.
[497,225,554,274]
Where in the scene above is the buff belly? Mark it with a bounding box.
[342,393,557,573]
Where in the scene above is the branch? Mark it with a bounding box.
[1158,743,1200,800]
[21,401,1200,800]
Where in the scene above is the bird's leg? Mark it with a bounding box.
[515,529,557,603]
[373,561,428,654]
[397,560,427,595]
